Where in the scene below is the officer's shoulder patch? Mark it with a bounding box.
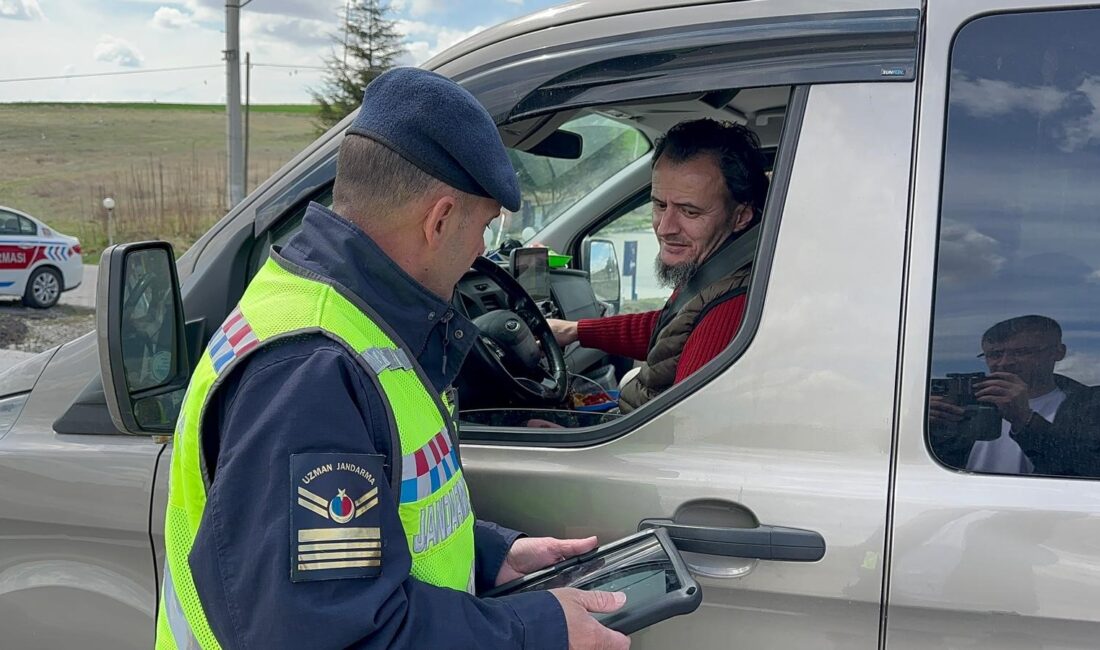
[290,452,385,583]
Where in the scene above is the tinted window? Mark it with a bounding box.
[0,212,19,235]
[18,217,36,235]
[928,9,1100,479]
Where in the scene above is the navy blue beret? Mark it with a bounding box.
[346,67,520,212]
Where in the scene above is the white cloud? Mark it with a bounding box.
[151,7,194,30]
[951,72,1067,119]
[242,13,331,48]
[1057,351,1100,387]
[0,0,44,20]
[1060,76,1100,153]
[93,35,145,68]
[406,0,445,18]
[936,221,1006,286]
[397,19,484,63]
[951,72,1100,153]
[186,0,335,21]
[179,0,222,23]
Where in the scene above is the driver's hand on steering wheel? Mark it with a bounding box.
[546,319,579,347]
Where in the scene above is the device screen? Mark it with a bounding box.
[511,247,551,302]
[507,533,681,614]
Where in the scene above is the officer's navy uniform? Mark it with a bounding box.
[184,67,566,649]
[189,204,565,648]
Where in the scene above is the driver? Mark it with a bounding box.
[548,119,769,412]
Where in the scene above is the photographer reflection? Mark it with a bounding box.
[930,315,1100,477]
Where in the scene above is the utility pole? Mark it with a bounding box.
[244,51,251,196]
[224,1,245,209]
[343,0,353,66]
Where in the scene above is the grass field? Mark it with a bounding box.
[0,102,320,262]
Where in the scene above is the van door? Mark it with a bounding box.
[444,4,920,647]
[890,3,1100,648]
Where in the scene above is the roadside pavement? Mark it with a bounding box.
[0,264,97,373]
[60,264,98,309]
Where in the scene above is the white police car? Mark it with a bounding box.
[0,206,83,308]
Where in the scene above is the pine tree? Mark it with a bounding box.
[312,0,404,133]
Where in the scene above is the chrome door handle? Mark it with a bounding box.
[639,518,825,562]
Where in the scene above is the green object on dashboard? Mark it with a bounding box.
[548,252,571,268]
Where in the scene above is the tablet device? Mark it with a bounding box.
[484,528,702,635]
[509,247,551,302]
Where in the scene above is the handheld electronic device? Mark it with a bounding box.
[485,528,702,635]
[509,247,551,302]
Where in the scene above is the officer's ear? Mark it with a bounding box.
[422,194,459,251]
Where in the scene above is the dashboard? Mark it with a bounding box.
[455,260,604,323]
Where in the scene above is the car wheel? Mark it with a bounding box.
[23,267,62,309]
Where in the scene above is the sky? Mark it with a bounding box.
[0,0,562,103]
[931,9,1100,385]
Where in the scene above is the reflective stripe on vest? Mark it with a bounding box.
[154,253,476,648]
[162,562,200,650]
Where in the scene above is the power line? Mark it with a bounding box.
[0,65,222,84]
[0,62,326,84]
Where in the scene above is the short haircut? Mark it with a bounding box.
[332,134,442,221]
[982,315,1063,344]
[652,119,770,219]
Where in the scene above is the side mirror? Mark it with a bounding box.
[96,241,190,434]
[584,238,621,316]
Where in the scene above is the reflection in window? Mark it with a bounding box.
[121,249,177,393]
[928,9,1100,479]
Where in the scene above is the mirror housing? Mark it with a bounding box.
[584,238,621,316]
[96,241,190,434]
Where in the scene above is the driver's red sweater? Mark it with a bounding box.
[576,294,748,384]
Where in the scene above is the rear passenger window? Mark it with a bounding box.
[18,217,36,235]
[0,212,19,234]
[928,9,1100,479]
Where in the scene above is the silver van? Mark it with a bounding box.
[2,0,1099,647]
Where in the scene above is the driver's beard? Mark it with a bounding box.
[655,255,699,290]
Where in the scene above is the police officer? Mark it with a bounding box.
[155,68,629,649]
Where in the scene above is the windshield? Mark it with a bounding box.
[486,113,651,249]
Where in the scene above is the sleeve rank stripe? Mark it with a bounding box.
[297,498,329,519]
[297,486,328,508]
[298,550,382,562]
[355,497,379,517]
[297,559,381,571]
[297,541,381,552]
[298,527,380,542]
[354,487,379,507]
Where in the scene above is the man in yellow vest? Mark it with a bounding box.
[155,67,628,649]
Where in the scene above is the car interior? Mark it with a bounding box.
[250,85,792,429]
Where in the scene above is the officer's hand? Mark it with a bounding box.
[497,536,598,585]
[928,395,965,424]
[549,588,631,650]
[546,319,579,347]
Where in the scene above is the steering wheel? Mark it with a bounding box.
[466,256,570,406]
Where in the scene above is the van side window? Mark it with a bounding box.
[927,8,1100,479]
[251,187,334,273]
